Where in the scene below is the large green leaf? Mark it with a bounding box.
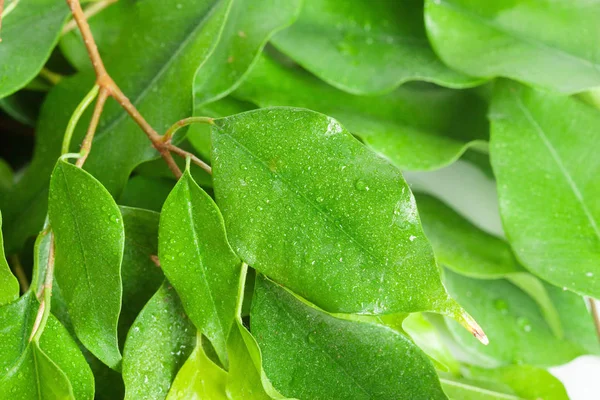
[444,269,599,367]
[193,0,301,107]
[251,275,447,399]
[0,0,70,99]
[490,81,600,298]
[211,108,466,320]
[234,54,488,171]
[0,211,19,305]
[159,168,242,365]
[271,0,480,95]
[0,292,94,399]
[48,159,124,368]
[425,0,600,94]
[122,282,195,400]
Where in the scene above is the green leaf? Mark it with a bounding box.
[118,176,174,213]
[443,269,599,367]
[118,206,165,344]
[211,108,465,319]
[415,193,522,278]
[490,81,600,298]
[250,275,447,399]
[166,335,228,400]
[0,211,19,306]
[271,0,481,95]
[234,54,488,171]
[159,168,242,365]
[0,292,94,400]
[0,0,70,98]
[193,0,301,107]
[425,0,600,94]
[122,282,196,400]
[48,159,124,368]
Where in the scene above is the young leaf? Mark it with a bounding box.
[0,0,70,98]
[490,81,600,298]
[250,275,447,399]
[48,159,124,368]
[122,282,195,400]
[0,211,19,305]
[159,169,242,365]
[193,0,301,107]
[234,54,488,171]
[271,0,481,95]
[425,0,600,94]
[443,269,599,367]
[211,108,466,320]
[166,335,228,400]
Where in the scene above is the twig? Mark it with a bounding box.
[76,87,109,167]
[61,0,117,35]
[62,85,99,154]
[167,143,212,175]
[29,234,55,342]
[0,0,4,42]
[9,255,29,293]
[588,298,600,342]
[162,116,214,144]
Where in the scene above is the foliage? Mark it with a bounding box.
[0,0,598,399]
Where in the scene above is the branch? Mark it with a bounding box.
[76,87,109,167]
[61,0,117,35]
[588,298,600,342]
[0,0,4,42]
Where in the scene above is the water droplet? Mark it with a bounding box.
[409,235,417,242]
[316,196,324,203]
[256,205,263,211]
[109,215,120,223]
[517,317,531,332]
[354,179,369,191]
[586,272,594,277]
[307,331,317,344]
[494,299,508,313]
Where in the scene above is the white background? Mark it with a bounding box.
[405,160,600,400]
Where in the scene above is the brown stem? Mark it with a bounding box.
[29,235,55,342]
[588,298,600,342]
[9,255,29,293]
[167,144,212,175]
[76,87,109,167]
[61,0,117,35]
[0,0,4,42]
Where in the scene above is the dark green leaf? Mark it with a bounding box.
[490,81,600,298]
[122,282,195,400]
[48,159,123,368]
[0,211,19,306]
[193,0,301,106]
[271,0,481,94]
[251,275,447,399]
[0,0,70,98]
[425,0,600,94]
[118,177,174,213]
[211,108,467,319]
[159,169,242,365]
[234,54,488,171]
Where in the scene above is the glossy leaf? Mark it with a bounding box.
[0,292,94,399]
[118,177,174,213]
[159,168,242,365]
[425,0,600,94]
[251,275,447,399]
[123,282,195,400]
[234,54,488,171]
[272,0,480,95]
[193,0,301,106]
[211,108,464,318]
[0,159,13,192]
[490,81,600,298]
[118,206,165,343]
[0,0,70,98]
[444,269,599,367]
[166,335,228,400]
[0,212,19,306]
[48,159,124,368]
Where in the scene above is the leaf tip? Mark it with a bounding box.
[461,312,489,346]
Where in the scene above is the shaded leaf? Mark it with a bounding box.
[118,177,174,213]
[211,108,464,319]
[490,81,600,298]
[425,0,600,94]
[48,159,123,368]
[272,0,481,95]
[159,168,242,365]
[0,211,19,306]
[0,0,70,98]
[122,282,195,400]
[251,275,447,399]
[234,54,488,171]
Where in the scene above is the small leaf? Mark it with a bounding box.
[159,169,242,365]
[48,159,123,368]
[211,108,464,319]
[444,269,599,367]
[234,54,488,171]
[0,211,19,306]
[0,0,70,98]
[490,81,600,298]
[250,275,447,399]
[193,0,302,106]
[425,0,600,94]
[122,282,195,400]
[272,0,481,94]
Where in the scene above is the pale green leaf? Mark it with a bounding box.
[0,211,19,306]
